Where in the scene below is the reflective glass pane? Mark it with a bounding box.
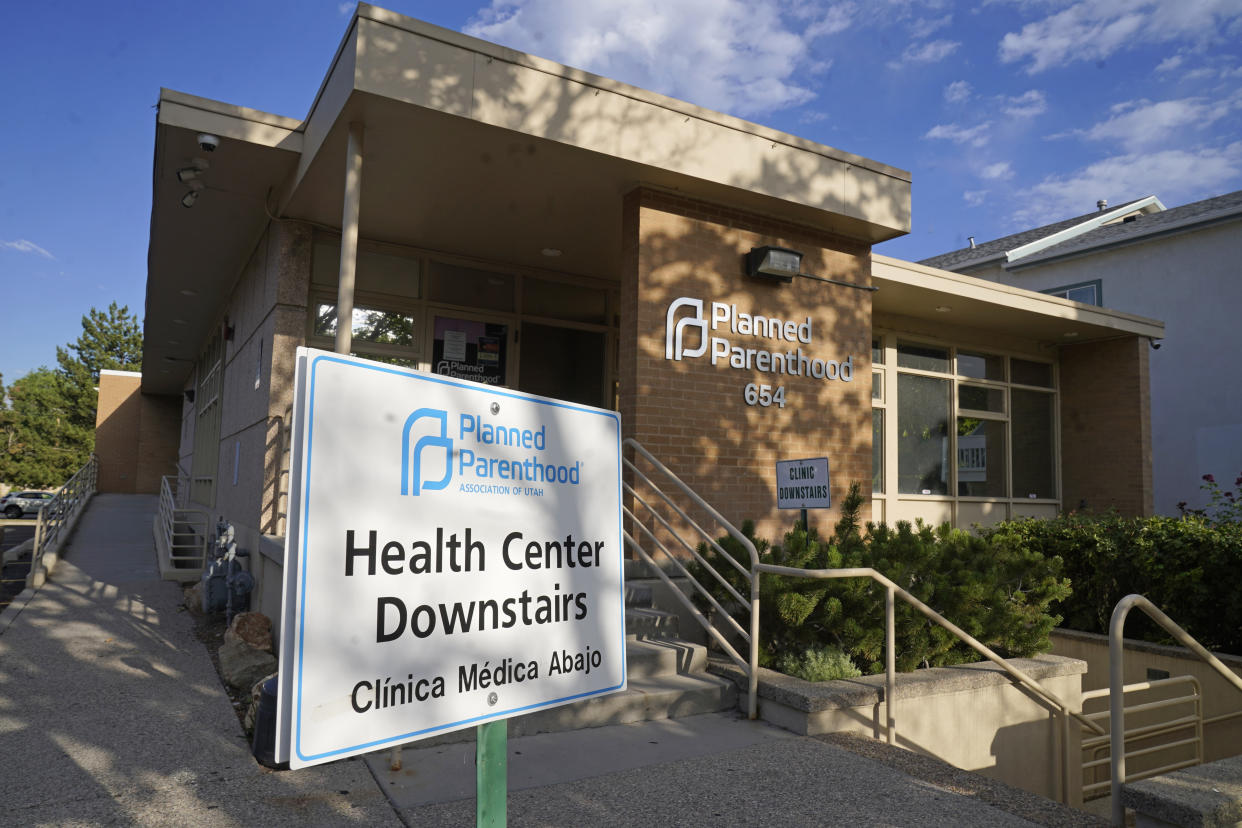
[958,350,1004,381]
[311,240,420,297]
[958,384,1005,413]
[873,409,884,494]
[523,278,608,324]
[1066,285,1097,305]
[1012,389,1056,498]
[314,303,416,346]
[1011,358,1053,388]
[872,338,884,365]
[872,371,883,401]
[897,342,950,373]
[427,261,515,312]
[957,418,1006,497]
[897,373,950,495]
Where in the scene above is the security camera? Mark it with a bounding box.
[197,133,220,152]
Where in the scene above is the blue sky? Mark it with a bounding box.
[2,0,1240,386]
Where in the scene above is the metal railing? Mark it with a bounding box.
[1080,675,1202,800]
[1108,594,1242,826]
[28,454,99,589]
[156,475,211,580]
[621,438,1102,805]
[621,439,761,717]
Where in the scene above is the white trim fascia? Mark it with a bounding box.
[1005,196,1165,264]
[100,369,143,378]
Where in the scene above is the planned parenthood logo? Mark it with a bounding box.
[401,408,452,496]
[665,297,708,361]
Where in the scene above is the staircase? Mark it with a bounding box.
[412,558,737,748]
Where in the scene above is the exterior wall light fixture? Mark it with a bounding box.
[746,246,801,283]
[181,190,199,208]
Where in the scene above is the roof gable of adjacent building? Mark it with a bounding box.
[919,190,1242,274]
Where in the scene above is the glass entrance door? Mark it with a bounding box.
[431,315,510,387]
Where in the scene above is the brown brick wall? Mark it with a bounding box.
[1060,336,1153,516]
[95,373,142,493]
[620,188,873,544]
[95,372,181,494]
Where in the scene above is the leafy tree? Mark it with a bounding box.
[0,368,91,487]
[0,303,142,488]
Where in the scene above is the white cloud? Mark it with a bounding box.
[998,0,1242,74]
[964,190,989,206]
[981,161,1015,180]
[944,80,972,103]
[923,121,991,147]
[889,38,960,68]
[1083,97,1234,152]
[1002,89,1047,118]
[338,1,353,15]
[464,0,820,117]
[910,13,952,39]
[1014,142,1242,225]
[799,110,830,124]
[1155,55,1183,73]
[1,239,54,259]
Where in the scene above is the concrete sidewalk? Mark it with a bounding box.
[1,494,1102,826]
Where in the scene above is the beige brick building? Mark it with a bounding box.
[130,4,1163,613]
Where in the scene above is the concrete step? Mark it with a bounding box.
[512,672,738,737]
[624,637,708,680]
[411,670,738,748]
[624,580,654,608]
[625,606,680,638]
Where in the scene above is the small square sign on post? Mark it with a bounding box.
[274,348,626,769]
[776,457,830,529]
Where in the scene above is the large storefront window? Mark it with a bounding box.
[873,332,1059,526]
[306,235,617,409]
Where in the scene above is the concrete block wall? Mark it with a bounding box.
[620,188,873,543]
[1059,336,1153,516]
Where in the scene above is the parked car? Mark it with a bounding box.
[0,491,56,519]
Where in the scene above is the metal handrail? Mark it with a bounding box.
[28,454,99,588]
[622,438,760,718]
[621,436,1099,800]
[1108,594,1242,826]
[157,476,211,574]
[1080,675,1202,799]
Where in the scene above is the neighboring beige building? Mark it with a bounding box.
[920,192,1242,515]
[137,4,1162,613]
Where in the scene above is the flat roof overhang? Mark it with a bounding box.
[144,4,912,394]
[872,254,1166,345]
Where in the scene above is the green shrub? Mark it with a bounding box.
[775,646,862,682]
[979,513,1242,653]
[692,483,1071,676]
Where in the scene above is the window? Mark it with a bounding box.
[190,331,224,507]
[874,333,1058,519]
[1042,280,1101,306]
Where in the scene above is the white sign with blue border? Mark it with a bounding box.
[275,348,626,768]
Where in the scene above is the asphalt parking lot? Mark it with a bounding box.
[0,520,37,611]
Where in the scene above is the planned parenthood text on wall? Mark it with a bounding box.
[275,348,625,768]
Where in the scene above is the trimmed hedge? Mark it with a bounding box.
[693,483,1070,675]
[979,514,1242,654]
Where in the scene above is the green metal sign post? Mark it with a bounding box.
[476,720,507,827]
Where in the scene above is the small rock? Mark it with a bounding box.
[184,582,204,614]
[219,638,278,692]
[225,612,273,652]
